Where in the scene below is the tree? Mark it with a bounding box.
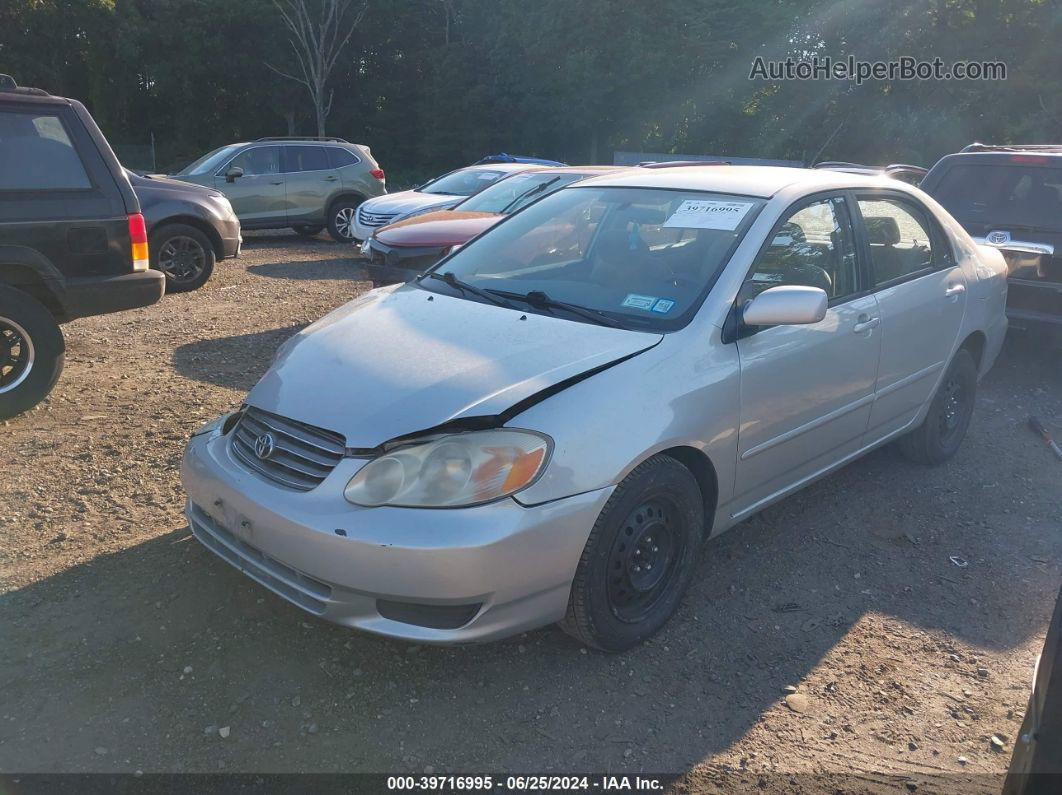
[267,0,367,136]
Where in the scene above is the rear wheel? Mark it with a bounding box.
[560,455,703,652]
[293,225,323,238]
[327,198,362,242]
[0,285,64,420]
[151,223,215,292]
[896,349,977,465]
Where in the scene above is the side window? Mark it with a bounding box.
[225,146,280,176]
[283,146,330,173]
[743,197,858,301]
[0,110,91,190]
[857,198,934,285]
[326,147,359,168]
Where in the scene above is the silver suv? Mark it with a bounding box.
[172,137,385,242]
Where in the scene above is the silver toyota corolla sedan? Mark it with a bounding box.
[181,166,1009,651]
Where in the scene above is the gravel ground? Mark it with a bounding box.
[1,232,1060,789]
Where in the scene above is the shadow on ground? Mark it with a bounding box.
[2,337,1060,775]
[172,325,308,392]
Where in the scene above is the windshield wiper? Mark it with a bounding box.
[425,271,519,308]
[486,289,627,329]
[500,177,561,214]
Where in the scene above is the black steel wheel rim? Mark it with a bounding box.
[937,375,966,442]
[606,497,685,623]
[157,235,206,283]
[0,317,34,394]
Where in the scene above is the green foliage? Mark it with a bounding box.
[2,0,1059,174]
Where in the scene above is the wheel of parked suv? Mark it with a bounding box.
[560,455,703,652]
[0,285,65,421]
[293,225,324,238]
[151,223,215,292]
[327,198,362,242]
[897,348,977,465]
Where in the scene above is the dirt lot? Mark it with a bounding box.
[1,233,1060,788]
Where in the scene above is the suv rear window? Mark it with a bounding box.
[283,145,330,173]
[933,162,1062,230]
[0,110,91,190]
[327,147,359,168]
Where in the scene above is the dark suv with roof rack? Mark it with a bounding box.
[921,143,1062,342]
[171,137,386,242]
[0,75,165,419]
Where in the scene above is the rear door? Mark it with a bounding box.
[0,99,130,278]
[733,194,882,515]
[855,193,968,441]
[282,145,338,224]
[214,145,286,224]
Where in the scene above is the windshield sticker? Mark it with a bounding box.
[621,293,657,310]
[663,199,754,231]
[651,298,676,313]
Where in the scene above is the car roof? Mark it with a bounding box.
[571,165,913,198]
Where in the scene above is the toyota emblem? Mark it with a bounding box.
[254,433,276,460]
[986,230,1011,245]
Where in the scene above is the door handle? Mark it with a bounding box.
[269,181,283,185]
[853,315,880,333]
[324,175,338,182]
[945,283,966,298]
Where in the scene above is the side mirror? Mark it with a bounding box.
[743,285,828,327]
[225,166,244,183]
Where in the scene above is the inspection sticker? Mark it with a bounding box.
[651,298,676,313]
[663,199,754,231]
[621,293,657,310]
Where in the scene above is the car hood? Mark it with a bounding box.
[247,286,662,447]
[375,212,501,248]
[130,171,224,199]
[361,190,462,217]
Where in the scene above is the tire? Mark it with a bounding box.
[293,225,324,238]
[0,286,65,420]
[896,349,977,465]
[327,198,362,242]
[559,455,704,652]
[151,223,215,292]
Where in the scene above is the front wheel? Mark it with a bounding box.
[327,198,362,242]
[559,455,703,652]
[0,285,65,420]
[151,223,215,292]
[896,349,977,465]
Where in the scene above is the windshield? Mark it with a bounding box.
[176,144,243,176]
[419,168,510,196]
[933,163,1062,230]
[418,186,765,330]
[458,172,584,214]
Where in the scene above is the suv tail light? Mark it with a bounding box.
[370,168,385,181]
[129,213,149,271]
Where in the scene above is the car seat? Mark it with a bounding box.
[864,216,905,282]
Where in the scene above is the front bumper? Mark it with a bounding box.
[180,429,611,643]
[58,270,166,323]
[362,239,447,285]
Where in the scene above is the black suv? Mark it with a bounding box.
[0,76,165,419]
[921,144,1062,343]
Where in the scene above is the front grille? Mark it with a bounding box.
[357,206,398,228]
[230,407,346,491]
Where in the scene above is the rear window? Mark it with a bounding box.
[0,110,91,190]
[932,162,1062,230]
[327,147,359,168]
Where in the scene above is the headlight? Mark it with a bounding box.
[344,429,551,508]
[360,238,372,255]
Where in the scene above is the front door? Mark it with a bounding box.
[282,145,339,224]
[733,194,882,517]
[854,194,968,440]
[214,145,286,224]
